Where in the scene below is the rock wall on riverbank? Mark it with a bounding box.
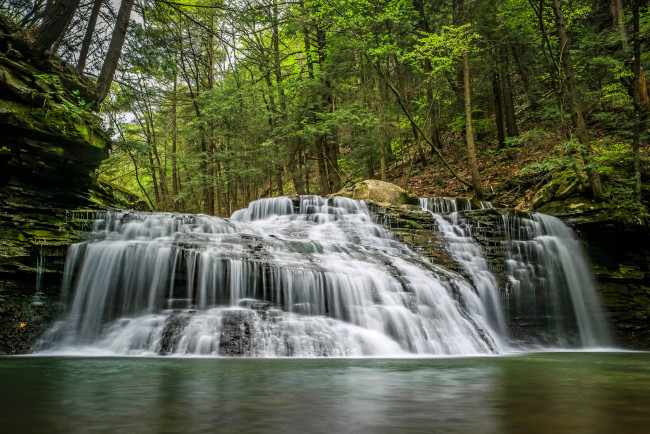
[537,198,650,349]
[0,43,111,354]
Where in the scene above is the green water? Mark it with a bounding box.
[1,352,649,433]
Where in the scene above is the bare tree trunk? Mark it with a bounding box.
[376,71,387,181]
[485,38,505,147]
[171,76,180,211]
[315,136,330,195]
[273,4,305,195]
[499,44,519,137]
[317,27,341,193]
[425,59,443,154]
[463,50,485,199]
[77,0,103,73]
[274,168,284,196]
[94,0,135,108]
[148,151,161,209]
[552,0,604,200]
[302,16,330,194]
[610,0,626,45]
[152,142,170,210]
[632,0,643,202]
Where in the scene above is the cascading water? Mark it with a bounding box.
[501,213,613,347]
[419,198,508,348]
[420,198,612,348]
[37,196,502,357]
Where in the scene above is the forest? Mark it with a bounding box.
[1,0,648,221]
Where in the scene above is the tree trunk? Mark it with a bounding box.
[272,0,305,195]
[315,135,330,195]
[94,0,135,108]
[317,27,341,193]
[425,59,443,154]
[171,76,180,211]
[632,0,643,202]
[206,139,215,215]
[302,16,330,194]
[610,0,627,46]
[552,0,604,201]
[499,44,519,137]
[485,37,505,147]
[77,0,103,73]
[376,71,387,181]
[151,142,170,210]
[463,50,485,199]
[274,168,284,196]
[148,151,161,209]
[32,0,80,57]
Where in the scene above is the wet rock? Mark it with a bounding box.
[536,196,610,226]
[577,224,650,349]
[159,314,190,355]
[524,193,650,349]
[219,310,256,356]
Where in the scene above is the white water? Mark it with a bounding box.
[419,198,508,349]
[37,196,611,357]
[38,197,501,357]
[502,213,613,347]
[419,198,611,348]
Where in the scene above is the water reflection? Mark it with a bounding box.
[1,353,649,433]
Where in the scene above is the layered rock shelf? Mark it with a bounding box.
[0,41,111,353]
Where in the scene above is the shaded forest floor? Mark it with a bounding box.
[389,133,557,209]
[388,128,650,211]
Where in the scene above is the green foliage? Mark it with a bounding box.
[30,74,88,116]
[448,114,492,137]
[91,0,648,222]
[411,24,479,75]
[519,139,583,178]
[504,130,549,150]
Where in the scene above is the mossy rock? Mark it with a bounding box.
[536,196,610,226]
[532,180,560,209]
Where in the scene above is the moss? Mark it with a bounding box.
[405,219,423,229]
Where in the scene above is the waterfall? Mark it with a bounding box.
[502,213,613,347]
[419,198,509,349]
[36,195,611,356]
[420,198,612,349]
[37,197,502,357]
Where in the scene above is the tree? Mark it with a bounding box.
[77,0,103,73]
[95,0,135,108]
[32,0,81,57]
[551,0,604,201]
[460,1,484,199]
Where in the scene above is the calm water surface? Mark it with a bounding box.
[1,352,649,433]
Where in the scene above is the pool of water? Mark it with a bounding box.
[1,352,649,433]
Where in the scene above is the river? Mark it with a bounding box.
[1,352,649,433]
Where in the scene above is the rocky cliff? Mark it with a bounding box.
[537,198,650,349]
[0,40,111,354]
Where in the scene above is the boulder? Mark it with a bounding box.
[532,180,559,209]
[334,180,418,207]
[219,310,256,356]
